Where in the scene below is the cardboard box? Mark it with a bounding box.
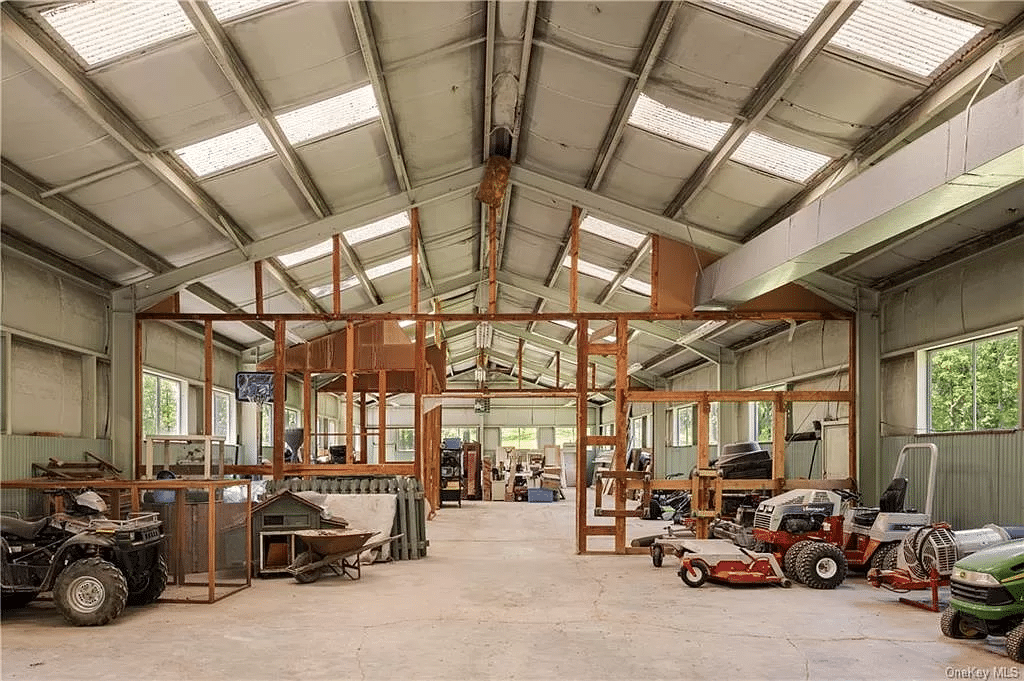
[491,479,506,501]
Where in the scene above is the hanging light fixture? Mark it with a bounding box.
[475,321,492,349]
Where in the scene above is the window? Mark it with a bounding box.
[554,427,576,447]
[673,406,694,446]
[142,372,183,436]
[212,389,234,441]
[396,429,415,452]
[286,408,299,429]
[752,386,786,443]
[260,405,300,446]
[501,427,538,450]
[927,332,1020,432]
[442,427,478,444]
[629,416,649,449]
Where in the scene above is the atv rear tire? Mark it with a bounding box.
[940,607,986,640]
[797,543,847,589]
[679,560,709,588]
[128,554,168,606]
[1,591,37,609]
[1006,622,1024,663]
[870,542,898,572]
[783,540,816,583]
[54,557,128,626]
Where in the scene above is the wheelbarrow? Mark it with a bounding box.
[288,529,403,584]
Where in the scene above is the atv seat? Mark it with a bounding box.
[878,477,908,513]
[0,516,49,540]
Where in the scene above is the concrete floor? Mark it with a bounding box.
[3,490,1022,681]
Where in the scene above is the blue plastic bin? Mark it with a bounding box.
[527,487,555,503]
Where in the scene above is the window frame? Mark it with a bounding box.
[921,329,1022,433]
[500,427,538,450]
[212,388,235,442]
[142,370,186,436]
[750,385,787,444]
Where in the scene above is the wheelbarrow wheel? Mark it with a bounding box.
[292,551,323,584]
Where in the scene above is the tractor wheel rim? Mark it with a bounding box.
[68,576,105,613]
[686,566,701,580]
[816,558,838,579]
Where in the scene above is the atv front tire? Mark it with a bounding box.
[54,557,128,626]
[127,554,168,606]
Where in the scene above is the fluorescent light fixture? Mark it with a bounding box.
[208,0,286,22]
[277,85,379,145]
[580,216,645,249]
[41,0,192,66]
[475,322,493,349]
[365,255,411,280]
[344,213,409,245]
[831,0,982,78]
[174,123,273,177]
[629,94,730,151]
[277,239,334,268]
[474,368,486,383]
[308,278,357,298]
[733,132,831,183]
[704,0,826,34]
[677,320,728,345]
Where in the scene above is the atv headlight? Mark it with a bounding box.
[953,569,1001,587]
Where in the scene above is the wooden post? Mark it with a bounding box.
[273,321,285,480]
[345,321,355,464]
[555,351,561,389]
[488,205,498,314]
[569,206,580,313]
[614,317,628,554]
[575,318,588,554]
[847,319,857,489]
[332,235,341,316]
[411,207,420,314]
[254,261,264,317]
[772,392,787,494]
[590,362,596,391]
[650,236,659,311]
[207,487,216,602]
[134,320,143,478]
[378,370,387,465]
[204,321,213,437]
[517,338,524,389]
[696,396,710,539]
[359,393,368,464]
[303,371,312,465]
[415,321,427,508]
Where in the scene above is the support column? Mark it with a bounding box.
[110,289,136,475]
[856,289,881,500]
[81,354,97,439]
[273,321,285,480]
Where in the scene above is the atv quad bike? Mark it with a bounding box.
[941,538,1024,663]
[1,490,167,626]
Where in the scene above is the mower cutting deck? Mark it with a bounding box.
[674,539,791,588]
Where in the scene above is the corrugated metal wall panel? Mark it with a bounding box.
[875,433,1024,529]
[0,435,112,517]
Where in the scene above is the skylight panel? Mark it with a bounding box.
[344,213,410,246]
[562,257,617,283]
[624,278,652,296]
[208,0,286,22]
[277,240,333,268]
[41,1,193,66]
[277,86,380,145]
[174,123,273,177]
[366,255,412,280]
[628,94,729,151]
[580,216,645,249]
[830,0,982,77]
[552,320,577,330]
[733,132,831,183]
[704,0,826,34]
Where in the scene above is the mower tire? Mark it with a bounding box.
[651,544,664,568]
[1007,622,1024,663]
[679,560,709,588]
[797,543,847,589]
[783,540,816,583]
[940,607,987,640]
[870,542,898,572]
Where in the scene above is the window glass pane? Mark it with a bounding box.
[929,344,975,432]
[158,377,180,434]
[213,391,231,439]
[756,401,774,442]
[675,407,693,446]
[396,429,415,451]
[285,409,299,429]
[261,404,272,446]
[709,403,719,445]
[974,334,1019,430]
[142,373,158,437]
[555,427,576,446]
[501,427,537,449]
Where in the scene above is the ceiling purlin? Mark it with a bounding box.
[348,0,435,299]
[528,1,681,331]
[746,9,1024,242]
[179,0,379,307]
[664,0,861,218]
[0,4,325,318]
[2,159,279,342]
[597,234,652,304]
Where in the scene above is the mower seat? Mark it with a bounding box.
[878,477,908,513]
[853,508,880,527]
[0,516,49,540]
